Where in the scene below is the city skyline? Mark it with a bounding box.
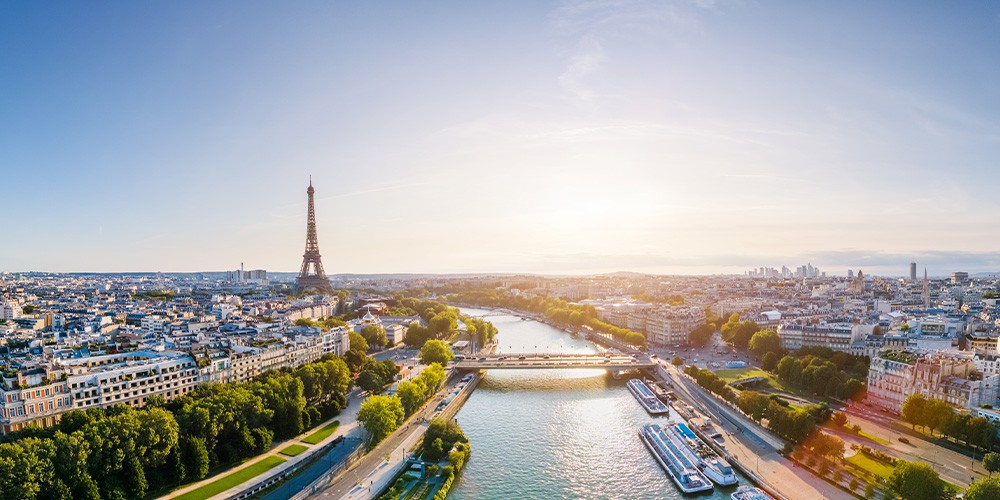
[3,2,1000,275]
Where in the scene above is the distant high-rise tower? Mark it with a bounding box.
[910,262,917,281]
[294,178,334,294]
[922,268,930,308]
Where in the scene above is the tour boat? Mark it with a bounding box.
[639,423,714,494]
[730,485,773,500]
[667,422,739,486]
[626,379,671,415]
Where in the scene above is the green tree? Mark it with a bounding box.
[52,431,100,499]
[357,371,384,393]
[345,331,369,372]
[396,380,427,416]
[966,476,1000,500]
[748,329,781,358]
[830,411,848,427]
[671,356,684,366]
[0,438,56,499]
[983,452,1000,476]
[428,312,458,335]
[361,324,389,348]
[887,461,944,500]
[420,339,455,365]
[425,437,445,462]
[357,395,405,446]
[404,322,433,347]
[417,363,446,397]
[182,436,210,481]
[901,394,927,430]
[761,351,780,371]
[294,318,317,327]
[349,330,369,353]
[322,317,348,329]
[925,398,954,436]
[688,323,714,347]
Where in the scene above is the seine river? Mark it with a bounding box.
[449,308,744,500]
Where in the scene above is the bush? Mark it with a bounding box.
[831,411,848,427]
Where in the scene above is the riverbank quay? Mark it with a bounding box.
[310,368,484,500]
[655,361,853,500]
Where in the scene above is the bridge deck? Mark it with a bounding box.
[453,354,655,370]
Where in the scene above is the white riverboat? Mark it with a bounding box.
[667,422,739,486]
[626,379,671,415]
[730,485,773,500]
[639,423,714,494]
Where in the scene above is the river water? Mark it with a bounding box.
[449,308,743,500]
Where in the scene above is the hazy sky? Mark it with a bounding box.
[3,1,1000,276]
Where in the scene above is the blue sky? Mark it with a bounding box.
[3,1,1000,276]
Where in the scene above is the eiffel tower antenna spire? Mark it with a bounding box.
[295,178,333,294]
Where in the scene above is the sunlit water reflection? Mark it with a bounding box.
[449,308,742,500]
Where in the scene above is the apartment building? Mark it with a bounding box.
[0,377,73,433]
[777,322,870,352]
[867,350,998,413]
[644,307,706,346]
[63,351,199,412]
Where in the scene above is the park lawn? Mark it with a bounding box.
[301,420,340,445]
[715,368,791,391]
[715,367,771,382]
[174,456,286,500]
[846,453,894,478]
[279,444,309,457]
[858,430,890,445]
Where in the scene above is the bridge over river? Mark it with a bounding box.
[452,353,656,370]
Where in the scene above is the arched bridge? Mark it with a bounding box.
[453,353,656,370]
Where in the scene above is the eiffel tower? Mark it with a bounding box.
[294,178,334,294]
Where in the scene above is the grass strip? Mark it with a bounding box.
[858,430,890,445]
[174,456,286,500]
[845,453,893,478]
[302,420,340,445]
[279,444,309,457]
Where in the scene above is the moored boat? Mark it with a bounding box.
[730,485,773,500]
[627,379,671,415]
[639,423,714,494]
[666,422,739,486]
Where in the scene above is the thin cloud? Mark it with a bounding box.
[558,35,606,102]
[267,182,431,219]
